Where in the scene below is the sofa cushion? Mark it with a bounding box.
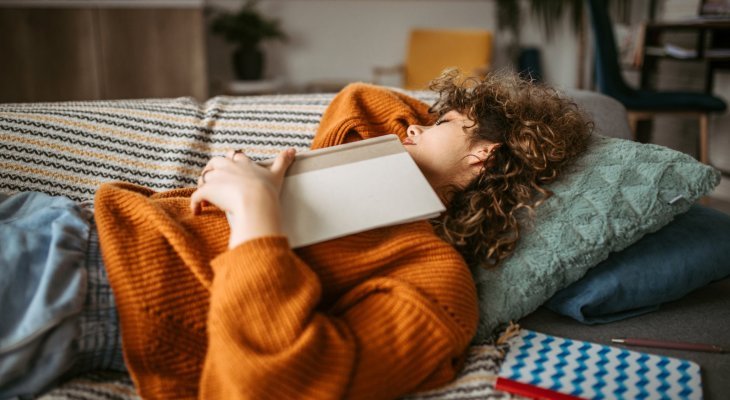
[1,93,720,344]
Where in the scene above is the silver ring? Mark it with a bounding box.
[201,169,210,184]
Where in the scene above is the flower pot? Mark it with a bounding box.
[232,46,264,81]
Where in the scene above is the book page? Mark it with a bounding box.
[280,151,444,248]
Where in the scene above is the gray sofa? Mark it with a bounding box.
[1,88,727,399]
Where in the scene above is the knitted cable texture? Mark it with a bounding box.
[95,84,478,400]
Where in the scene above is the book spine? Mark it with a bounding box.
[495,377,587,400]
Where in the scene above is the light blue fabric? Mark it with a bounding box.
[0,192,90,398]
[545,204,730,323]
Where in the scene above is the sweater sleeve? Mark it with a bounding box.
[199,235,477,400]
[311,83,432,150]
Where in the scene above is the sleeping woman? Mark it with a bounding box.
[0,69,590,400]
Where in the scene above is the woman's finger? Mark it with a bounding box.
[201,156,243,179]
[197,168,212,187]
[226,149,250,164]
[198,156,240,182]
[190,186,206,215]
[230,149,246,161]
[190,183,223,215]
[269,148,296,179]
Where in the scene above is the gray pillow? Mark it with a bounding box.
[470,134,721,343]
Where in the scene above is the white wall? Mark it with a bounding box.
[206,0,729,189]
[207,0,512,92]
[207,1,590,91]
[206,0,585,93]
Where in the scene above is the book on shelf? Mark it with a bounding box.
[664,44,699,59]
[496,329,703,400]
[236,134,445,248]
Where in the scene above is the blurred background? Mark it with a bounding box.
[1,0,728,207]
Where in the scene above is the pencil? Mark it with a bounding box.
[611,338,726,353]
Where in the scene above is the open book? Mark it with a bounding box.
[238,135,445,248]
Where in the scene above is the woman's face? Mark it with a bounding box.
[403,110,497,196]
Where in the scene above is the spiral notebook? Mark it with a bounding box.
[496,329,703,400]
[244,135,445,248]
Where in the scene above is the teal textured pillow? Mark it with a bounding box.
[470,134,721,343]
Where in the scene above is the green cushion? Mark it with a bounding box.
[470,134,721,343]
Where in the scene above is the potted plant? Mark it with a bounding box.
[210,0,287,81]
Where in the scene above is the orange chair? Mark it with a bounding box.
[373,28,493,90]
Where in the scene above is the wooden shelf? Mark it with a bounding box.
[226,79,285,95]
[0,7,207,102]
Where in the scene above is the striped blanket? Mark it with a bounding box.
[0,92,520,399]
[36,341,515,400]
[0,94,335,201]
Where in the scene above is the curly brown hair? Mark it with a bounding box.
[428,69,592,267]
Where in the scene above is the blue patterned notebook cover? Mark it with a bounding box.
[497,329,703,400]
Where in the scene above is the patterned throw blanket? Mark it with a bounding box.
[1,95,333,201]
[0,92,521,399]
[36,342,515,400]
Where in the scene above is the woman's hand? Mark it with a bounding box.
[190,148,296,249]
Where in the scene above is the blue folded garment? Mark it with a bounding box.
[546,204,730,324]
[0,192,92,397]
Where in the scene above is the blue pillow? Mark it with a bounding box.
[545,204,730,323]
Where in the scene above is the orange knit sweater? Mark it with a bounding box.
[95,83,478,400]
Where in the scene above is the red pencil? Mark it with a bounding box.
[612,338,725,353]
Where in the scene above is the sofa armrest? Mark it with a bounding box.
[565,89,632,140]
